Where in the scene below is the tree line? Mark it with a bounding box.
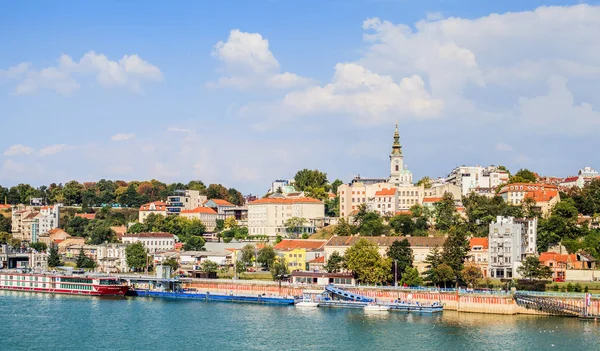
[0,179,245,208]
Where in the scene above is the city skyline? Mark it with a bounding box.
[1,1,600,194]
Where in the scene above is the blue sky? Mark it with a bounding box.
[1,0,599,194]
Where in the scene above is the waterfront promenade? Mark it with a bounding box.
[185,279,600,316]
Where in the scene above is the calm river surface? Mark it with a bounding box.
[1,291,599,351]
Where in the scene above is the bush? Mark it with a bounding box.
[516,279,549,292]
[574,283,583,292]
[551,284,559,292]
[560,286,566,292]
[566,283,574,292]
[584,285,589,293]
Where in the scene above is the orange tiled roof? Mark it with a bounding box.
[249,197,323,205]
[395,210,412,216]
[470,237,489,249]
[75,213,96,220]
[181,207,217,215]
[375,188,396,196]
[0,204,12,209]
[423,197,443,203]
[140,201,167,211]
[309,256,325,263]
[539,252,576,264]
[273,239,327,251]
[212,199,235,206]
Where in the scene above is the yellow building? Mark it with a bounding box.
[273,239,327,272]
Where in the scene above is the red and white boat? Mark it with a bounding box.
[0,271,129,296]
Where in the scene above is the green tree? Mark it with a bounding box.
[270,256,289,280]
[325,196,339,217]
[185,219,206,237]
[257,246,276,270]
[441,225,471,287]
[324,251,344,273]
[293,169,330,192]
[434,192,459,231]
[436,264,455,288]
[416,176,433,189]
[76,248,96,269]
[517,256,552,280]
[29,242,47,252]
[333,218,353,236]
[65,216,89,237]
[163,257,179,273]
[127,223,145,234]
[510,169,537,183]
[461,263,483,288]
[63,180,85,205]
[126,242,148,271]
[227,188,245,206]
[183,236,206,251]
[0,215,11,233]
[423,246,443,286]
[240,244,255,266]
[285,217,307,238]
[224,217,238,229]
[87,224,116,245]
[304,186,328,201]
[400,267,422,287]
[387,239,413,281]
[331,179,343,195]
[344,238,392,284]
[48,245,62,267]
[201,260,219,273]
[206,184,229,200]
[389,214,414,235]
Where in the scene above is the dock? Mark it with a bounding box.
[132,289,295,305]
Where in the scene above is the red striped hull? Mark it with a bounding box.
[0,285,129,296]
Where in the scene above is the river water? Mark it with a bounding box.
[1,291,599,351]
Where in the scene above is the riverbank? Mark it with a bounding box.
[184,280,600,316]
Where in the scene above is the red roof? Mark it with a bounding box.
[562,176,579,183]
[140,201,167,211]
[539,252,576,264]
[249,197,323,205]
[470,238,489,249]
[75,213,96,220]
[123,232,174,238]
[309,256,325,263]
[0,204,12,209]
[375,188,396,196]
[423,197,442,203]
[273,239,327,251]
[181,207,217,215]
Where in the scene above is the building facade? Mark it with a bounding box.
[180,207,219,232]
[247,198,324,237]
[96,243,129,273]
[446,165,509,196]
[11,205,60,243]
[273,239,327,271]
[139,201,168,223]
[498,183,559,216]
[488,216,538,279]
[122,232,176,253]
[166,190,207,215]
[203,199,236,220]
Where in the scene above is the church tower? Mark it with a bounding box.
[389,124,411,186]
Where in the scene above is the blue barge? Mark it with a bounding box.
[133,290,295,305]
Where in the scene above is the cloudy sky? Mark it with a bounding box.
[1,0,599,194]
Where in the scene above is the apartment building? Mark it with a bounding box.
[11,205,60,243]
[180,207,219,232]
[247,197,324,237]
[122,232,176,253]
[139,201,168,223]
[497,183,559,216]
[446,165,509,196]
[488,216,538,279]
[166,190,207,215]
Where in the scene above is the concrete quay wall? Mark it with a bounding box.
[186,281,598,316]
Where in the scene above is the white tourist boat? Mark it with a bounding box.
[364,303,390,312]
[295,300,319,308]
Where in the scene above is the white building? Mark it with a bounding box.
[488,216,538,279]
[560,166,599,189]
[122,232,176,253]
[96,243,129,273]
[166,190,207,215]
[139,201,167,223]
[180,207,219,232]
[11,205,60,243]
[446,165,509,196]
[247,197,324,237]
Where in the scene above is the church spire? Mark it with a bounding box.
[391,123,402,156]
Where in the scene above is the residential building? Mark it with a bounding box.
[122,232,176,253]
[308,256,325,271]
[488,216,538,279]
[96,243,129,273]
[203,199,236,219]
[539,252,575,282]
[223,206,248,222]
[368,188,397,217]
[273,239,327,271]
[559,166,599,189]
[139,201,167,223]
[65,244,98,260]
[180,207,219,232]
[38,228,71,246]
[323,236,446,273]
[11,205,60,243]
[291,271,356,286]
[166,190,207,215]
[467,237,489,277]
[57,237,86,254]
[498,183,560,216]
[423,183,462,200]
[446,165,509,196]
[247,197,324,237]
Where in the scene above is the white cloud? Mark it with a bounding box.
[4,144,34,156]
[1,51,162,95]
[210,29,313,89]
[495,142,513,151]
[39,144,71,156]
[111,133,136,141]
[166,127,195,135]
